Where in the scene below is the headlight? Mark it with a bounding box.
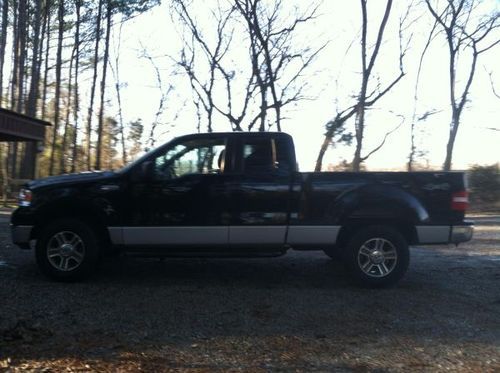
[18,188,32,207]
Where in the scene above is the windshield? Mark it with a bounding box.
[117,144,166,174]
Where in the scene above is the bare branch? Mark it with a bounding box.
[487,70,500,100]
[365,0,393,76]
[360,115,405,162]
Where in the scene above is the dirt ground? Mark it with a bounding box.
[0,210,499,372]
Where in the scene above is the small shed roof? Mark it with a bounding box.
[0,107,51,142]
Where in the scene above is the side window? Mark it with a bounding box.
[153,139,226,180]
[242,138,273,173]
[242,137,291,174]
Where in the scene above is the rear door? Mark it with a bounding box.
[227,135,293,247]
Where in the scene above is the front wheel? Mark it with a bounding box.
[344,226,409,288]
[35,219,100,281]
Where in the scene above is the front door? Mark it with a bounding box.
[123,136,229,247]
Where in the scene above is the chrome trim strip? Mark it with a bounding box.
[120,227,228,246]
[110,225,343,246]
[286,226,340,245]
[229,226,287,245]
[11,225,33,244]
[416,226,450,244]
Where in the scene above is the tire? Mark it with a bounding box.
[35,219,100,281]
[343,226,409,288]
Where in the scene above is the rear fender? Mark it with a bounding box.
[328,184,429,246]
[330,184,430,225]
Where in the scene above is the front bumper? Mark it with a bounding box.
[11,225,34,250]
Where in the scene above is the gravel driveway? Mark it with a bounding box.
[0,211,499,372]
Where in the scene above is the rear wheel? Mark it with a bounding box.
[35,219,100,281]
[344,226,409,288]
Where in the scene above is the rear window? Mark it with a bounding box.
[241,137,291,174]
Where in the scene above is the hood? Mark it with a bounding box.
[27,171,116,190]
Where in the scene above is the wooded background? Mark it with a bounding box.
[0,0,498,191]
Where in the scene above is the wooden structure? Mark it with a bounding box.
[0,107,50,141]
[0,107,51,181]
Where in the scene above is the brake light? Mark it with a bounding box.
[451,191,469,211]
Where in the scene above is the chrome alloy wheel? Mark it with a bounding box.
[46,231,86,272]
[357,238,398,278]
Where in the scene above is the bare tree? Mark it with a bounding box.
[71,0,82,173]
[0,0,9,103]
[21,0,44,179]
[95,0,112,170]
[41,1,52,121]
[174,0,323,133]
[315,0,410,172]
[175,5,255,132]
[109,16,127,165]
[173,0,235,132]
[408,19,438,171]
[425,0,500,171]
[140,48,174,149]
[351,0,408,171]
[16,0,27,113]
[60,46,76,174]
[86,0,103,169]
[26,0,43,116]
[48,0,64,175]
[234,0,324,132]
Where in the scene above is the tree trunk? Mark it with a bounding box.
[60,46,75,174]
[48,0,64,175]
[21,0,43,179]
[86,0,103,169]
[16,0,27,113]
[443,111,460,171]
[27,0,42,116]
[8,0,19,180]
[10,0,19,111]
[71,0,82,173]
[41,2,51,121]
[315,135,332,172]
[0,0,9,103]
[94,0,111,170]
[352,103,365,172]
[112,19,127,166]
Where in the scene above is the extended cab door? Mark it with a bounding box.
[227,135,295,247]
[122,135,230,247]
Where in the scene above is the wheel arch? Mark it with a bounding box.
[31,204,112,248]
[336,219,417,249]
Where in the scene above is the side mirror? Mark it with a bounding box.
[132,160,154,182]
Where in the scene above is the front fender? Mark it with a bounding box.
[15,184,120,230]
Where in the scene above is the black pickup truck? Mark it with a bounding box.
[11,132,473,286]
